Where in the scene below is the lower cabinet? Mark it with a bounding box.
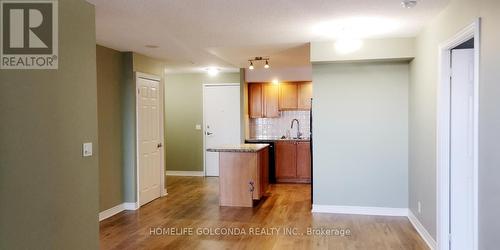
[219,148,269,207]
[275,141,311,183]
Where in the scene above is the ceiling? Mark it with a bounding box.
[87,0,449,73]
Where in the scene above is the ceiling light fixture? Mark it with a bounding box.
[264,60,270,69]
[248,57,270,70]
[206,67,219,76]
[401,0,418,8]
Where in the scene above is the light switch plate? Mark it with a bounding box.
[195,124,202,130]
[83,142,93,157]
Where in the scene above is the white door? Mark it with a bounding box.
[449,49,474,250]
[204,84,241,176]
[137,77,162,206]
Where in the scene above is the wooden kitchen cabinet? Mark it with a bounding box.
[262,83,280,118]
[297,82,313,110]
[219,147,269,207]
[275,141,297,179]
[279,82,298,110]
[248,83,279,118]
[296,142,311,179]
[249,83,263,118]
[275,141,311,183]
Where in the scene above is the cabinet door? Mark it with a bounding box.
[296,142,311,180]
[298,82,312,110]
[248,83,263,118]
[279,83,298,110]
[275,141,297,179]
[263,83,280,118]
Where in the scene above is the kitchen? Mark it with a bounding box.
[207,66,312,207]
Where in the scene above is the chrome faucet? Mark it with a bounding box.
[291,119,302,139]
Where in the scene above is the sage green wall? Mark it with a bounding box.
[165,72,241,171]
[409,0,500,247]
[122,53,166,202]
[0,0,99,249]
[97,45,124,211]
[312,62,409,208]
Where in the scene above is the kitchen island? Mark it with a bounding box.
[207,144,269,207]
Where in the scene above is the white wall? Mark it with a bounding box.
[245,66,311,82]
[311,38,414,63]
[409,0,500,247]
[312,62,409,208]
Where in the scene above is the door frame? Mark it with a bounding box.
[135,72,167,208]
[202,83,241,176]
[436,18,480,250]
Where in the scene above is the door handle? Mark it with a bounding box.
[206,131,213,136]
[157,143,163,148]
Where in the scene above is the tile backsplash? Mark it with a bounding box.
[249,111,311,139]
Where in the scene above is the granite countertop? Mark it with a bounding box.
[207,143,270,153]
[245,137,311,143]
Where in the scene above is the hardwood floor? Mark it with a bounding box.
[100,176,428,250]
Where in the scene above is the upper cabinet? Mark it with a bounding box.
[248,83,279,118]
[249,83,263,118]
[262,83,280,118]
[249,81,313,118]
[278,82,298,110]
[297,82,313,110]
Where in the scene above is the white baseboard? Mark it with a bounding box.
[408,210,437,250]
[99,204,125,221]
[312,204,408,217]
[123,202,139,210]
[311,205,436,250]
[99,202,139,221]
[166,171,204,176]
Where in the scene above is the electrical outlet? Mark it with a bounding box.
[418,201,422,214]
[195,124,201,130]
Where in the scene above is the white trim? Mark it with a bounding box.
[311,206,436,250]
[99,202,139,221]
[202,83,241,176]
[166,171,205,176]
[135,72,166,208]
[436,18,480,250]
[203,83,241,87]
[136,72,161,82]
[123,202,139,210]
[408,210,437,250]
[99,204,125,221]
[311,205,408,217]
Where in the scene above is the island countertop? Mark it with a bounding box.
[207,143,269,153]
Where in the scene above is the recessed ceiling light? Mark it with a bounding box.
[401,0,418,8]
[205,67,219,76]
[145,45,159,49]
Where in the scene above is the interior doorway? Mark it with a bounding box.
[203,84,241,177]
[437,20,480,250]
[136,73,166,207]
